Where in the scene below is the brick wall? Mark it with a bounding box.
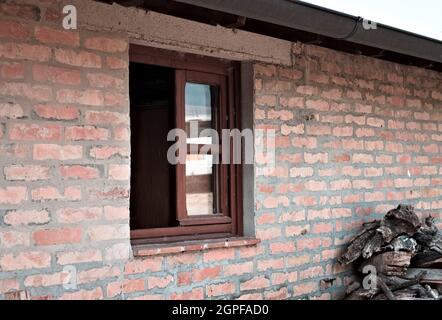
[0,0,441,300]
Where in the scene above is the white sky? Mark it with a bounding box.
[301,0,442,41]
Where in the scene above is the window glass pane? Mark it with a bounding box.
[185,83,214,145]
[185,154,216,215]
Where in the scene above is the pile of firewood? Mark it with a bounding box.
[339,204,442,300]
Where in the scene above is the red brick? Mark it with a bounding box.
[269,242,296,254]
[31,186,81,202]
[108,164,129,181]
[0,20,29,39]
[107,279,145,297]
[0,62,25,79]
[90,146,129,159]
[124,257,163,274]
[87,73,124,89]
[57,207,102,223]
[0,82,52,101]
[304,152,328,164]
[306,124,331,136]
[0,186,27,204]
[256,213,276,225]
[365,191,385,202]
[177,272,192,286]
[312,223,333,233]
[85,111,127,125]
[223,262,253,276]
[0,230,30,248]
[305,180,327,191]
[60,288,103,300]
[255,64,276,76]
[293,282,318,296]
[65,126,109,141]
[193,266,221,282]
[9,123,61,141]
[113,126,130,141]
[77,266,121,284]
[279,96,304,108]
[167,253,199,267]
[285,224,309,236]
[299,266,324,280]
[0,251,51,271]
[203,248,235,262]
[104,92,127,107]
[57,89,104,106]
[0,43,51,61]
[33,65,81,86]
[4,165,49,181]
[263,196,289,208]
[35,26,79,46]
[170,288,204,300]
[207,282,235,297]
[271,271,298,285]
[33,227,82,246]
[307,208,331,220]
[353,153,374,164]
[0,278,19,294]
[333,126,353,137]
[104,206,129,220]
[24,271,71,287]
[297,237,331,251]
[255,95,276,106]
[240,276,269,291]
[60,165,100,180]
[147,275,174,289]
[54,49,101,68]
[106,57,128,69]
[332,208,352,218]
[56,249,102,265]
[0,106,21,123]
[87,224,128,241]
[34,104,79,120]
[84,37,127,53]
[33,144,82,160]
[306,99,329,111]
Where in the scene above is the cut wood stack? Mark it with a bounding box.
[339,204,442,300]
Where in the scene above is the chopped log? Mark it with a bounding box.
[382,271,426,291]
[411,251,442,268]
[377,277,396,300]
[372,289,417,300]
[345,288,377,300]
[361,232,384,259]
[405,268,442,285]
[345,281,361,295]
[424,285,439,299]
[377,205,421,243]
[360,251,412,276]
[384,235,418,253]
[414,216,442,255]
[338,221,381,265]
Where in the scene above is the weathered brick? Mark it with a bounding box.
[84,37,127,53]
[33,144,82,160]
[9,123,61,141]
[33,227,82,246]
[35,26,79,47]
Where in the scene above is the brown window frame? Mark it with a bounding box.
[129,44,243,244]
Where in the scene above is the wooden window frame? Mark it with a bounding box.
[129,44,243,244]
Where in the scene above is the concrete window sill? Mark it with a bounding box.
[133,237,260,257]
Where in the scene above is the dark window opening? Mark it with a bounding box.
[129,45,242,244]
[129,63,177,230]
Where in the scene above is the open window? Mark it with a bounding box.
[129,45,242,244]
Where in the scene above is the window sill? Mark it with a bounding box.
[132,237,260,257]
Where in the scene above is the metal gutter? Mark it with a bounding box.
[173,0,442,65]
